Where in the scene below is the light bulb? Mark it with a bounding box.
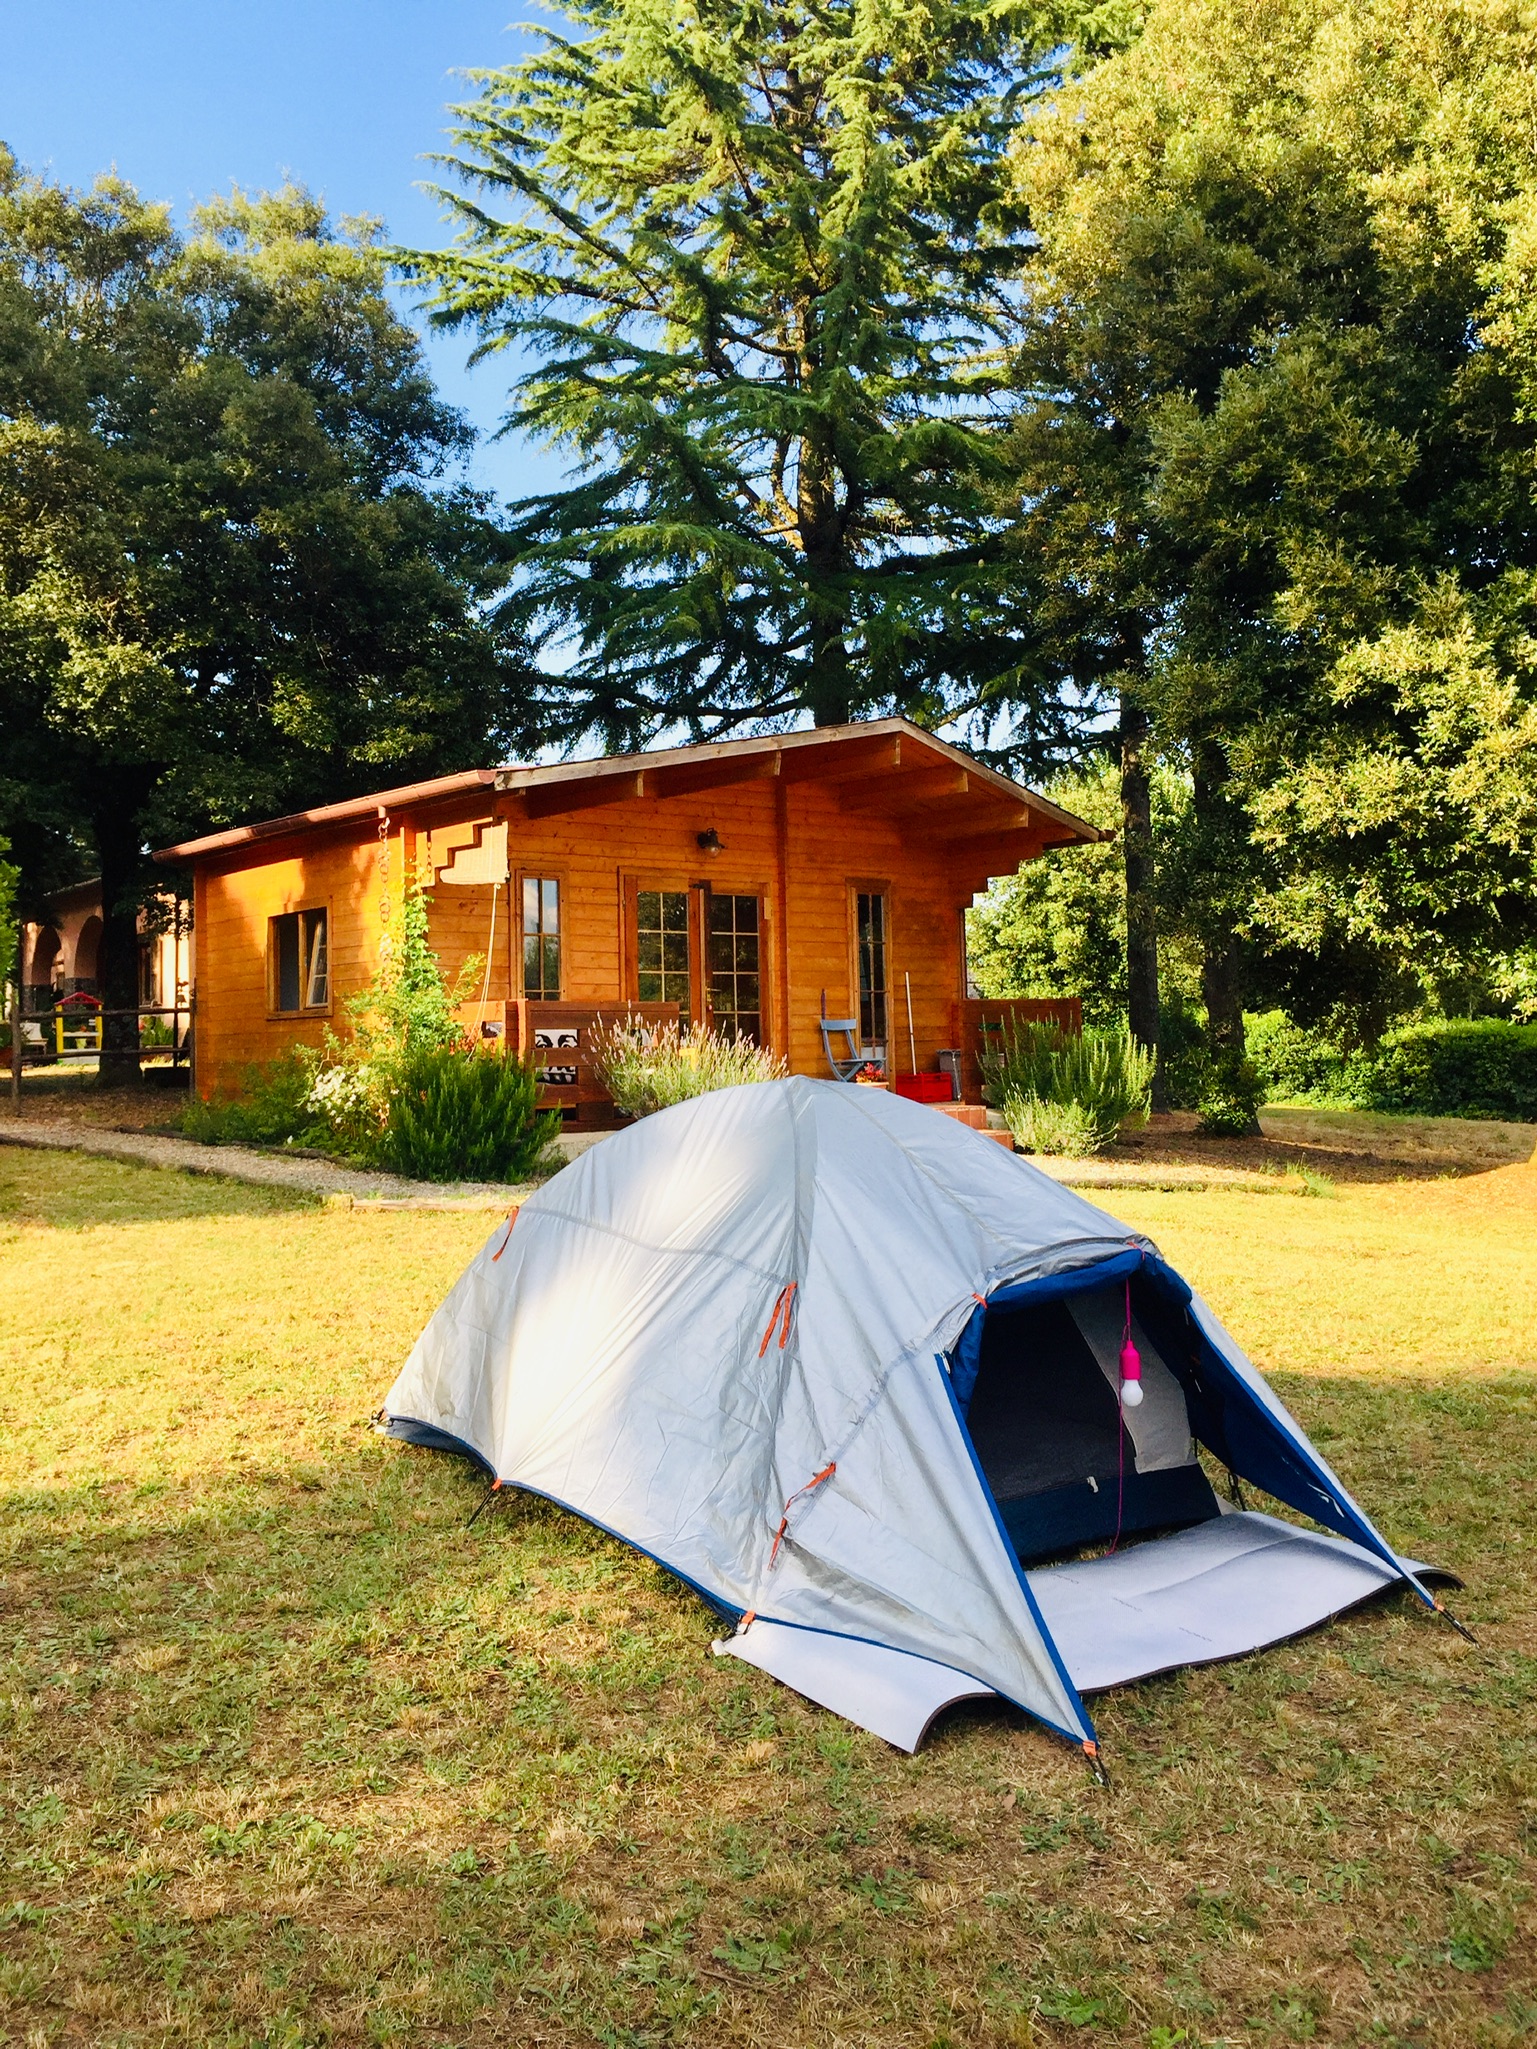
[1120,1378,1144,1408]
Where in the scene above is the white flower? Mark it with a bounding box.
[306,1064,375,1123]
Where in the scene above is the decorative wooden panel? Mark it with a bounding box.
[505,999,681,1127]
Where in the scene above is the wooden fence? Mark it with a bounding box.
[949,997,1083,1103]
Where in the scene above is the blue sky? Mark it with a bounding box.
[0,1,553,502]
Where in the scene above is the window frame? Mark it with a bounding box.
[516,868,566,1003]
[623,873,702,1026]
[267,902,332,1019]
[847,879,892,1053]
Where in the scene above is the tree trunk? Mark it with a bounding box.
[1119,691,1164,1109]
[807,609,851,728]
[94,802,143,1085]
[1200,930,1247,1058]
[1192,745,1260,1134]
[797,423,852,728]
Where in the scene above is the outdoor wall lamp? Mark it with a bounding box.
[696,827,725,856]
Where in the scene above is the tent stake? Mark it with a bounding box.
[467,1478,504,1528]
[1431,1596,1478,1646]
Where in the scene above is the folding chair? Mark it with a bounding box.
[820,1015,866,1081]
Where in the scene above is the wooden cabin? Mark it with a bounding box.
[154,718,1100,1119]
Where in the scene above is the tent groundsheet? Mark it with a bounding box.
[712,1509,1449,1751]
[713,1622,998,1753]
[1024,1510,1447,1695]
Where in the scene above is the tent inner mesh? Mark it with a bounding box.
[965,1296,1220,1564]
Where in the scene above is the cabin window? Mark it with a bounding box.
[522,876,562,999]
[855,890,888,1047]
[636,888,692,1023]
[707,893,761,1045]
[270,907,328,1014]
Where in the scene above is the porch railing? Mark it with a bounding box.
[497,999,682,1127]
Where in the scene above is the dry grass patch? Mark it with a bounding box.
[0,1144,1532,2045]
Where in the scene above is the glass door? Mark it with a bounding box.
[855,890,888,1053]
[635,888,694,1026]
[706,893,762,1045]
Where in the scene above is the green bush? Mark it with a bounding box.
[588,1016,787,1118]
[1244,1010,1355,1104]
[1196,1049,1265,1136]
[1000,1093,1101,1157]
[374,1045,563,1182]
[178,1051,332,1149]
[1358,1020,1537,1121]
[980,1021,1154,1154]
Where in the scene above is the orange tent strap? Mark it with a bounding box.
[491,1206,521,1261]
[766,1460,837,1567]
[757,1282,795,1357]
[777,1280,798,1349]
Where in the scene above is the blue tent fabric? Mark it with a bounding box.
[948,1246,1150,1411]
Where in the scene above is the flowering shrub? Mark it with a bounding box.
[304,1059,384,1151]
[588,1015,787,1118]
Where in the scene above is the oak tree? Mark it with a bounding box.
[0,162,528,1077]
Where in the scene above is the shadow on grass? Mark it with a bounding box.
[0,1144,318,1229]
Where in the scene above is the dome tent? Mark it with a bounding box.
[381,1078,1448,1755]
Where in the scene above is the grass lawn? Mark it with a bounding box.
[0,1146,1533,2048]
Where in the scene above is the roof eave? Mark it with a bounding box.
[152,718,1105,862]
[152,768,499,865]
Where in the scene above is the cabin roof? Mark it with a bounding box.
[152,717,1104,865]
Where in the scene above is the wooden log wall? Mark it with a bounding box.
[192,777,1035,1099]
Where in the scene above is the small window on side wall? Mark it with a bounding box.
[270,907,329,1014]
[855,889,888,1048]
[523,876,561,999]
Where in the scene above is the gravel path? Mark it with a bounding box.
[0,1115,606,1209]
[0,1110,1286,1204]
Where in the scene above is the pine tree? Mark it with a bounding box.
[410,0,1138,747]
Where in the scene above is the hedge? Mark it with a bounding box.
[1247,1013,1537,1122]
[1356,1020,1537,1122]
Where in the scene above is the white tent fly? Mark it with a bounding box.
[381,1078,1452,1757]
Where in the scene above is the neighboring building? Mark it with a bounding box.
[18,881,192,1049]
[154,718,1099,1117]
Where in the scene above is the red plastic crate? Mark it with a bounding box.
[892,1072,957,1104]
